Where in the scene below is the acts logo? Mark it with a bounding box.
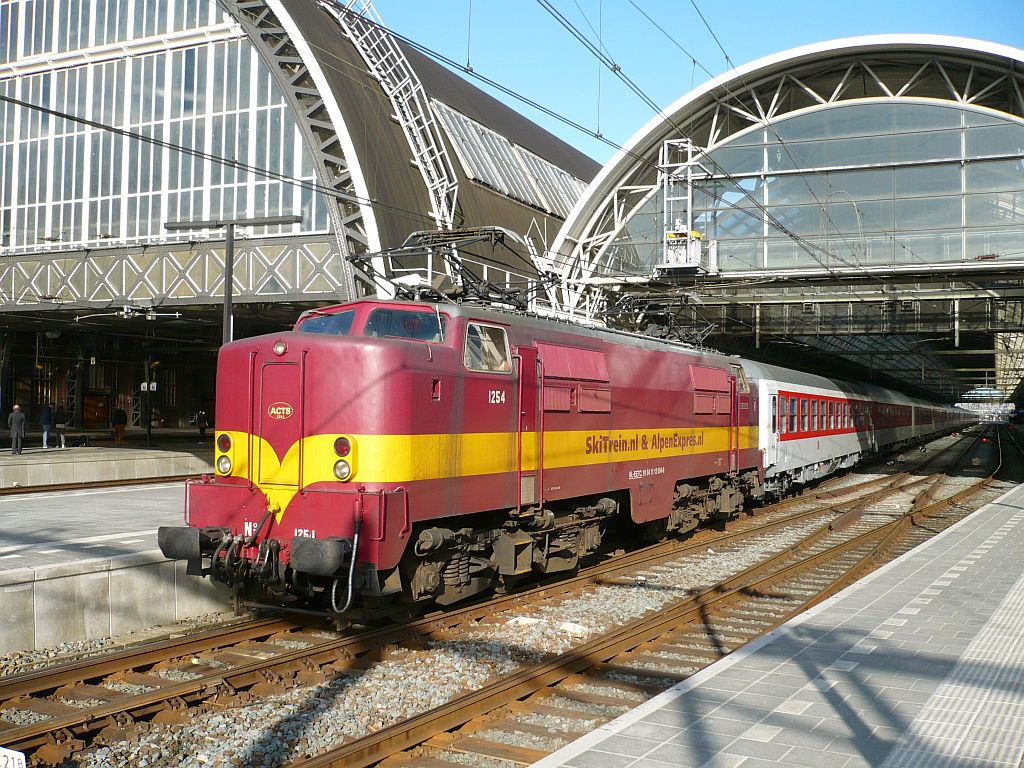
[268,402,294,420]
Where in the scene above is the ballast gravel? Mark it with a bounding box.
[513,710,599,732]
[0,612,235,679]
[433,750,519,767]
[472,726,568,752]
[0,707,51,725]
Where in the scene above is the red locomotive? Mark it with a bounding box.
[158,299,967,615]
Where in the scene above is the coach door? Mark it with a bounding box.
[514,345,542,509]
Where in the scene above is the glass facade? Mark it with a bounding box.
[433,99,588,219]
[604,101,1024,275]
[0,0,330,253]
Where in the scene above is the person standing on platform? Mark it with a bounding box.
[196,411,208,443]
[111,406,128,446]
[53,405,67,449]
[40,402,53,449]
[8,404,25,455]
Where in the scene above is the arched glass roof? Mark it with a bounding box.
[550,36,1024,403]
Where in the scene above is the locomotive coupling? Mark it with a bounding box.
[291,535,354,576]
[158,526,227,561]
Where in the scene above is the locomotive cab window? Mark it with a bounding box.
[364,308,446,342]
[296,309,356,336]
[464,323,511,373]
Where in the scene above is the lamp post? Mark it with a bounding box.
[164,215,302,345]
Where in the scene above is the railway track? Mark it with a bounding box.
[299,429,1005,768]
[0,430,995,767]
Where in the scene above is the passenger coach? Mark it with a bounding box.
[744,361,972,497]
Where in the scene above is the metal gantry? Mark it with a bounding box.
[323,0,460,234]
[226,0,375,298]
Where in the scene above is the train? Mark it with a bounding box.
[158,299,973,616]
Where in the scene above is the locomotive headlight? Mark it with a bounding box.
[334,437,351,457]
[217,455,232,474]
[333,459,351,481]
[217,433,231,452]
[272,340,288,356]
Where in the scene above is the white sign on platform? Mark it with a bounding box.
[0,747,27,768]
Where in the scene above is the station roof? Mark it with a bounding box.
[552,35,1024,405]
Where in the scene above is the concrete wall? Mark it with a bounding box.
[0,552,230,653]
[0,448,214,489]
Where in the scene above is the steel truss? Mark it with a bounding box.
[0,238,345,310]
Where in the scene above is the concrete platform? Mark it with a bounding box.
[0,434,214,489]
[533,483,1024,768]
[0,481,228,654]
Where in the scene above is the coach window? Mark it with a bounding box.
[772,395,778,433]
[789,396,798,433]
[811,400,818,431]
[464,323,512,373]
[779,396,787,433]
[828,401,834,429]
[800,399,809,432]
[845,402,851,428]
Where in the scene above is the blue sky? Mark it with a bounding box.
[372,0,1024,164]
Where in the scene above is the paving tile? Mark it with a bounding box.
[740,723,782,742]
[780,745,853,767]
[720,737,792,760]
[565,750,637,768]
[666,715,753,738]
[616,721,690,743]
[593,734,663,758]
[823,735,898,762]
[644,739,724,766]
[727,693,788,713]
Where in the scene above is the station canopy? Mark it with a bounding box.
[550,35,1024,405]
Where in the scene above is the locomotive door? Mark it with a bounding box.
[514,345,542,508]
[728,366,742,473]
[257,362,302,487]
[729,376,738,472]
